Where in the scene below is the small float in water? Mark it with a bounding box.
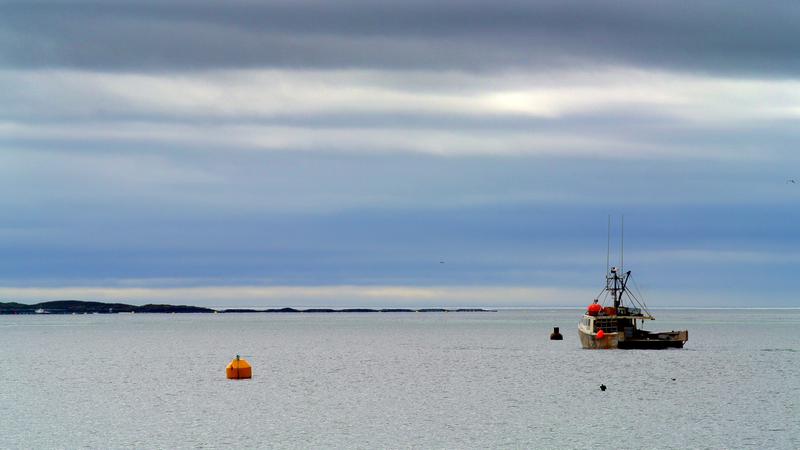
[226,355,252,379]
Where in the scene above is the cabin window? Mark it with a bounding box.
[594,317,618,333]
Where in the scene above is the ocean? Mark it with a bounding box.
[1,309,798,449]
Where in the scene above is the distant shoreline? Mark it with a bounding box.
[0,300,496,315]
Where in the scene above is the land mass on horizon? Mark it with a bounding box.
[0,300,495,315]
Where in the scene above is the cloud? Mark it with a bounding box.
[3,68,800,171]
[2,1,800,76]
[5,68,800,124]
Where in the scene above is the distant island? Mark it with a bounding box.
[0,300,495,315]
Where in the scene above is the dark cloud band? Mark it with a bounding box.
[2,0,800,75]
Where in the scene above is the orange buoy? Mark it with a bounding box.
[596,329,605,339]
[226,355,252,379]
[587,303,602,315]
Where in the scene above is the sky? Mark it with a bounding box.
[1,0,799,307]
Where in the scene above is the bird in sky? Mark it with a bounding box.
[788,179,796,184]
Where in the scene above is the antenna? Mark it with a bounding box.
[606,215,611,276]
[620,215,624,275]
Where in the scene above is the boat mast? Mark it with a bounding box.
[612,267,621,308]
[618,215,624,308]
[601,216,653,319]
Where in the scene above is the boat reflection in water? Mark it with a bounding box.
[578,266,688,350]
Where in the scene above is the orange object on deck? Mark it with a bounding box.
[604,306,616,316]
[587,303,602,315]
[226,355,252,379]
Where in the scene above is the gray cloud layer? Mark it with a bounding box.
[3,0,800,75]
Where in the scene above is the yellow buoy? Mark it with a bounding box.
[226,355,252,379]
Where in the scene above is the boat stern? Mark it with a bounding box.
[578,328,619,349]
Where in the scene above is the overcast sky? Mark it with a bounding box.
[1,0,799,307]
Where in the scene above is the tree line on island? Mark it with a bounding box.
[0,300,494,314]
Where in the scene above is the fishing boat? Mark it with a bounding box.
[579,218,688,349]
[578,266,688,349]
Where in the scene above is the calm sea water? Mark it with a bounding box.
[1,309,798,449]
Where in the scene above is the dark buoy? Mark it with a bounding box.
[600,384,607,391]
[671,378,676,381]
[550,327,563,340]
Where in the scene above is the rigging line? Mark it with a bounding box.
[594,285,608,304]
[621,283,636,304]
[623,284,638,303]
[619,272,641,307]
[623,274,640,304]
[632,279,645,306]
[630,276,652,316]
[600,289,610,306]
[631,276,647,308]
[627,285,645,310]
[626,289,646,311]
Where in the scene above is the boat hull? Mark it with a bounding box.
[617,330,688,349]
[579,328,688,350]
[578,329,619,349]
